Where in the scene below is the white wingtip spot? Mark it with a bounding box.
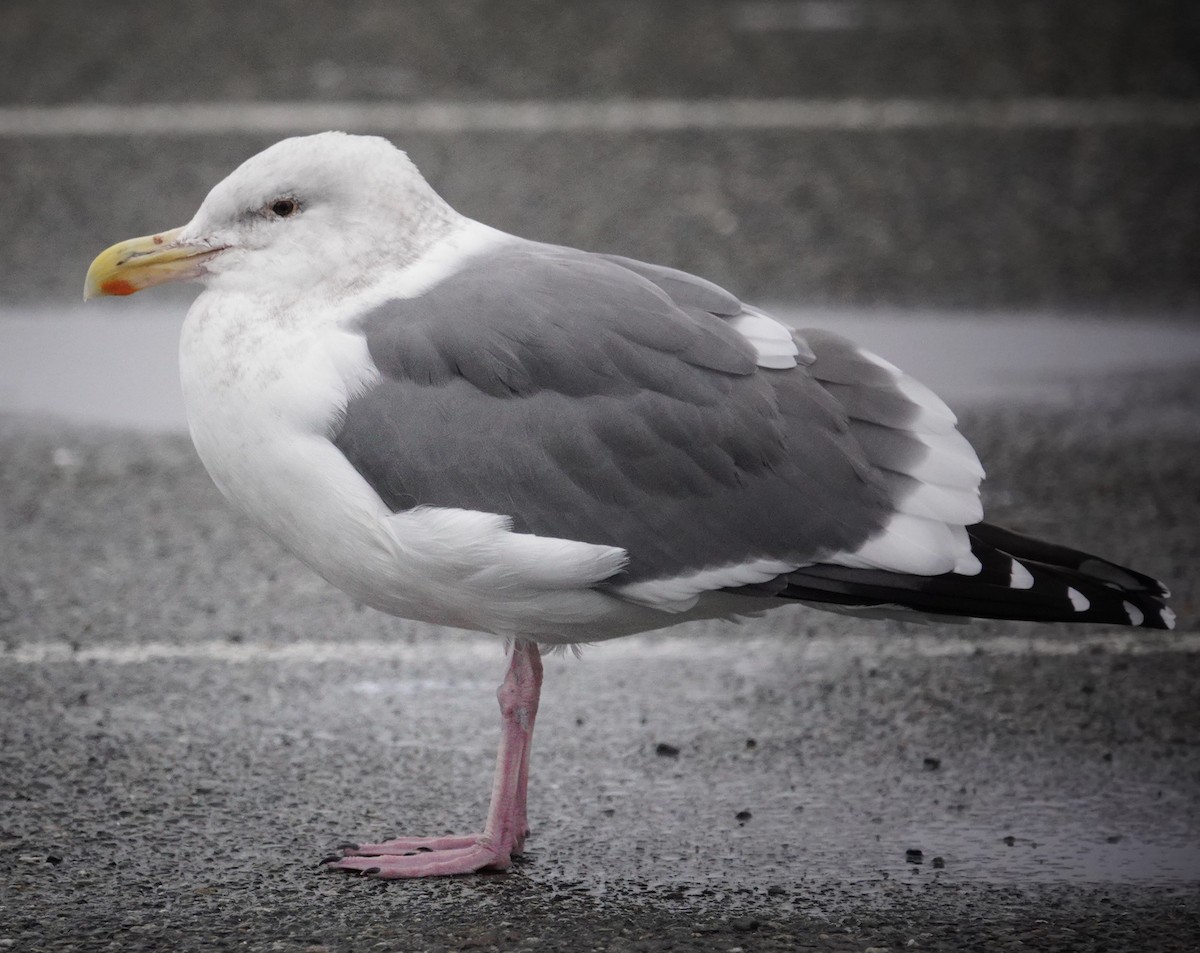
[1009,560,1035,590]
[1067,587,1090,612]
[1123,601,1144,626]
[1161,606,1176,630]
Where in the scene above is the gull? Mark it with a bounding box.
[85,132,1174,878]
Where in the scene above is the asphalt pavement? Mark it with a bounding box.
[2,3,1199,949]
[2,360,1198,952]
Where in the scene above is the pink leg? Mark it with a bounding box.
[511,643,543,849]
[327,640,543,879]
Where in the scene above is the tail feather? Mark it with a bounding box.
[762,522,1175,630]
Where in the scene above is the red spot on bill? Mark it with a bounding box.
[100,278,138,296]
[153,235,164,245]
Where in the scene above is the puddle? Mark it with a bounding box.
[0,301,187,430]
[2,302,1199,430]
[884,818,1200,886]
[543,806,1200,901]
[535,759,1200,895]
[784,308,1200,408]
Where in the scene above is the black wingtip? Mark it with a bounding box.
[770,523,1176,630]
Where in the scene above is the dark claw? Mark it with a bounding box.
[362,866,381,876]
[338,842,359,851]
[319,855,342,865]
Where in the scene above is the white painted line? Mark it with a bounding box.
[2,98,1199,138]
[0,638,498,666]
[3,631,1195,666]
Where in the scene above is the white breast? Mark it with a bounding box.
[176,229,647,641]
[179,289,399,602]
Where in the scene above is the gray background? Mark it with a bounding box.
[2,0,1200,309]
[2,3,1199,951]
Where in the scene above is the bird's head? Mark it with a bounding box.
[84,132,459,301]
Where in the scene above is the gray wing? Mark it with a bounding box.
[332,240,920,584]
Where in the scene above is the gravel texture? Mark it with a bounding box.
[1,367,1198,951]
[3,4,1199,948]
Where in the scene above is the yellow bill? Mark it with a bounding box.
[84,227,223,299]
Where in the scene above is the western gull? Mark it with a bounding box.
[84,132,1175,879]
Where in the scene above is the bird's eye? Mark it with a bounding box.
[270,198,299,218]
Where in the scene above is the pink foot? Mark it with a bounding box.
[326,640,543,880]
[326,837,512,878]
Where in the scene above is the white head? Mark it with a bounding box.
[85,132,461,301]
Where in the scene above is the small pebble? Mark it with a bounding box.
[905,848,923,864]
[923,756,941,771]
[735,810,752,822]
[654,742,680,757]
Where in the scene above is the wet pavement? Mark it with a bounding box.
[2,359,1198,951]
[3,2,1199,948]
